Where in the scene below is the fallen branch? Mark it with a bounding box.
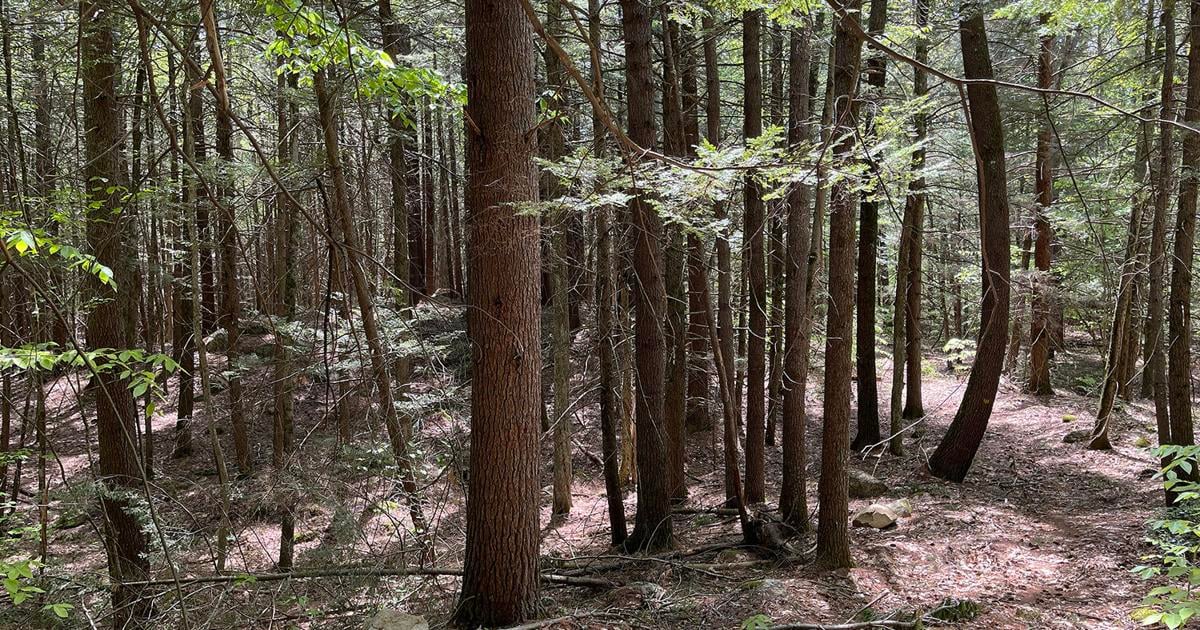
[120,566,614,589]
[764,621,915,630]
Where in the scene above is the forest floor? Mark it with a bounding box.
[14,305,1163,629]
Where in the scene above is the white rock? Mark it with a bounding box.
[365,610,428,630]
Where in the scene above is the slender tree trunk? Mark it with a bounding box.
[742,7,767,506]
[1027,15,1055,396]
[781,19,814,530]
[702,12,738,506]
[851,0,889,451]
[588,0,627,545]
[927,5,1012,482]
[201,0,250,476]
[313,69,426,531]
[172,47,201,459]
[457,0,541,620]
[1137,0,1174,451]
[543,0,573,518]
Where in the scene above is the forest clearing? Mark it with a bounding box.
[0,0,1197,627]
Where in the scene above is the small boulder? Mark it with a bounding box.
[1062,429,1092,444]
[848,469,888,498]
[852,502,905,529]
[365,610,428,630]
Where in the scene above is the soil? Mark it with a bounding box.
[5,320,1161,629]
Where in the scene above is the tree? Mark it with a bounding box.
[457,0,541,623]
[620,0,673,552]
[1027,14,1055,397]
[588,0,626,545]
[851,0,888,452]
[544,0,573,519]
[1166,0,1200,451]
[702,9,739,507]
[200,0,250,476]
[742,7,767,506]
[927,1,1012,482]
[82,0,151,621]
[781,17,814,531]
[816,0,864,570]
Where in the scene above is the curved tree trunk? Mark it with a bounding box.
[927,4,1012,483]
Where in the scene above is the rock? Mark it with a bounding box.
[852,502,903,529]
[1062,429,1092,443]
[607,581,666,609]
[848,469,888,498]
[364,610,428,630]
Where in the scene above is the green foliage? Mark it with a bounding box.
[942,338,976,365]
[0,210,114,289]
[263,0,461,123]
[740,613,772,630]
[1133,446,1200,628]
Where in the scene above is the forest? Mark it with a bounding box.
[0,0,1196,626]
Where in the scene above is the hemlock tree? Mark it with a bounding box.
[928,0,1012,483]
[457,0,542,623]
[620,0,674,553]
[816,0,865,571]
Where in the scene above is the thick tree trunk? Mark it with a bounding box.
[457,0,541,622]
[82,0,152,621]
[1166,0,1200,451]
[815,0,864,570]
[620,0,673,552]
[927,6,1012,482]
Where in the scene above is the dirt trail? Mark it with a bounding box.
[23,348,1159,629]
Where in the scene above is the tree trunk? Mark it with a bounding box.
[1167,0,1200,451]
[702,12,738,506]
[927,5,1012,482]
[588,0,627,545]
[619,0,673,552]
[742,7,767,506]
[82,0,151,620]
[815,0,864,570]
[1134,0,1174,451]
[1027,14,1055,396]
[313,69,426,531]
[201,0,250,476]
[851,0,889,452]
[458,0,541,621]
[781,19,814,531]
